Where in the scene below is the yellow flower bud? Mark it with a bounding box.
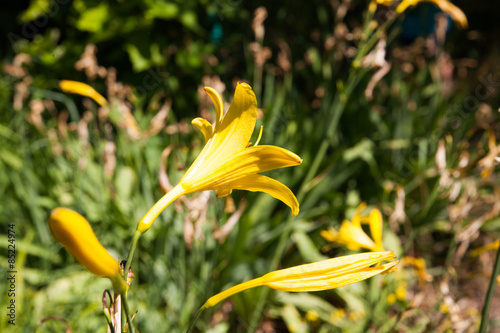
[59,80,108,106]
[49,208,127,293]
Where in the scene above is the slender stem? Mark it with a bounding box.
[479,246,500,333]
[103,290,114,333]
[122,293,136,333]
[124,230,141,281]
[186,308,203,333]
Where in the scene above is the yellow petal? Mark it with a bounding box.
[320,228,338,242]
[216,82,257,154]
[181,145,302,192]
[215,174,299,216]
[432,0,468,28]
[369,209,384,251]
[192,117,213,142]
[204,87,224,129]
[59,80,108,106]
[216,188,233,197]
[338,220,377,251]
[351,202,367,227]
[470,240,500,257]
[203,251,397,309]
[395,0,412,13]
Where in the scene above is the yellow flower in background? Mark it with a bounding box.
[402,256,433,284]
[386,293,397,305]
[321,203,385,252]
[137,83,302,233]
[395,0,468,28]
[470,240,500,257]
[49,208,128,293]
[202,251,398,309]
[59,80,108,106]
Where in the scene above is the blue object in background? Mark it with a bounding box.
[398,3,454,43]
[208,12,223,44]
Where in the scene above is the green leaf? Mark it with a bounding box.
[76,3,109,32]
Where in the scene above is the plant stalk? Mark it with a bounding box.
[479,245,500,333]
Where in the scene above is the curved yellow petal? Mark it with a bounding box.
[204,87,224,128]
[433,0,468,28]
[59,80,108,106]
[215,174,299,216]
[216,82,257,154]
[369,209,384,251]
[192,117,213,142]
[351,202,367,227]
[181,145,302,192]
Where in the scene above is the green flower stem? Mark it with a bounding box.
[118,230,140,333]
[479,245,500,333]
[122,293,135,333]
[186,308,203,333]
[124,230,141,281]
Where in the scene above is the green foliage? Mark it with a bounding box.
[2,0,500,332]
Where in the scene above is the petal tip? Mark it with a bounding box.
[237,82,252,89]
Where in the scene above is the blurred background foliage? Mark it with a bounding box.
[1,0,500,332]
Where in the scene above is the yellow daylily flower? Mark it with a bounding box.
[395,0,468,28]
[59,80,108,106]
[203,251,398,309]
[321,204,385,252]
[137,83,302,233]
[49,208,128,293]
